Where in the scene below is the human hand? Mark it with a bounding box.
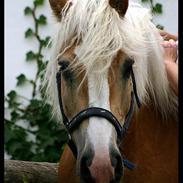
[159,30,178,41]
[161,39,178,96]
[161,39,177,63]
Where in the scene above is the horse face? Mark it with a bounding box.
[58,47,133,183]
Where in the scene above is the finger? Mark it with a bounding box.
[169,39,175,43]
[169,39,177,47]
[161,41,171,48]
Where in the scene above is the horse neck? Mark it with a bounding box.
[122,103,178,160]
[121,103,178,183]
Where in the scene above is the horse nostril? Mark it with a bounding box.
[81,155,92,169]
[111,150,122,167]
[115,156,123,182]
[110,149,123,182]
[80,154,94,183]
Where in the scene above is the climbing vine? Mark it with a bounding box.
[5,0,67,162]
[141,0,164,30]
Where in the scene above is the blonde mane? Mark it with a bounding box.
[43,0,178,123]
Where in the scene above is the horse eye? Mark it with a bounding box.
[58,60,70,71]
[122,59,134,79]
[58,60,75,85]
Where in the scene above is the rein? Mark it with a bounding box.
[56,62,141,170]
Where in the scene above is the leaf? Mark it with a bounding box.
[152,3,162,14]
[38,60,43,72]
[7,90,17,101]
[141,0,149,2]
[24,7,32,15]
[45,36,51,44]
[11,111,20,121]
[25,28,34,38]
[40,36,51,47]
[6,91,21,109]
[37,15,47,25]
[29,99,42,108]
[16,74,27,86]
[26,51,36,61]
[156,24,164,30]
[4,122,13,143]
[39,62,47,73]
[34,0,45,6]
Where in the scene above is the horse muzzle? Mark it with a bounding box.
[79,145,123,183]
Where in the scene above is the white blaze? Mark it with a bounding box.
[87,70,114,153]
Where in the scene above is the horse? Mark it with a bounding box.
[44,0,178,182]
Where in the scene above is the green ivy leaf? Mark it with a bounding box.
[28,99,44,111]
[6,91,21,109]
[26,51,36,61]
[16,74,27,86]
[38,60,43,71]
[141,0,149,2]
[24,7,32,15]
[34,0,45,7]
[5,121,14,144]
[11,111,20,121]
[37,15,47,25]
[7,90,17,101]
[152,3,162,14]
[156,24,164,30]
[25,28,34,38]
[40,36,51,47]
[39,62,47,73]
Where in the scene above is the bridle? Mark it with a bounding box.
[56,60,141,170]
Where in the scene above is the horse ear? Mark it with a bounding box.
[49,0,67,21]
[109,0,128,17]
